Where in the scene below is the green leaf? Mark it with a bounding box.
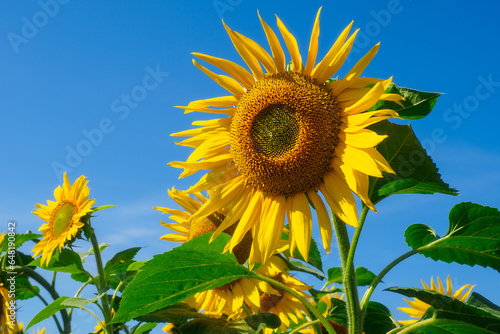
[326,267,376,286]
[134,302,206,324]
[60,293,104,309]
[364,301,397,334]
[15,274,40,300]
[369,86,441,120]
[467,292,500,318]
[113,233,255,323]
[177,313,280,334]
[281,228,323,271]
[279,255,326,280]
[405,202,500,271]
[326,298,348,326]
[369,121,458,204]
[26,296,70,330]
[105,247,143,290]
[92,205,115,212]
[133,322,157,334]
[388,287,500,333]
[107,247,142,266]
[15,232,42,248]
[28,248,88,275]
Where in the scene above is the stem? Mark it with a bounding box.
[332,213,362,334]
[110,280,124,312]
[388,317,436,334]
[20,266,71,334]
[360,248,421,312]
[52,271,57,289]
[253,273,337,334]
[82,306,107,333]
[90,231,113,334]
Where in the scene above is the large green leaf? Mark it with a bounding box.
[112,233,256,323]
[28,248,88,275]
[405,202,500,271]
[369,121,458,204]
[14,274,40,300]
[364,301,397,334]
[369,86,441,120]
[26,297,70,330]
[388,287,500,333]
[135,302,206,324]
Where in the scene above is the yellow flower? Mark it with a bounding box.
[162,323,174,333]
[169,8,403,266]
[398,276,475,325]
[32,329,45,334]
[0,283,21,334]
[32,172,95,266]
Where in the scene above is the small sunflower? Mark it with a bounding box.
[170,8,403,266]
[1,283,21,334]
[398,276,475,325]
[155,189,277,319]
[32,172,95,266]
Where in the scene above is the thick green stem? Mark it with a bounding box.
[254,273,337,334]
[90,231,113,334]
[20,266,71,334]
[360,248,421,312]
[332,213,362,334]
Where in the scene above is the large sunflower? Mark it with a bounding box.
[170,8,403,265]
[398,276,475,325]
[32,172,95,266]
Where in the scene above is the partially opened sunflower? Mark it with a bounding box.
[398,276,475,325]
[170,8,403,265]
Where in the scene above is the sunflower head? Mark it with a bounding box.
[32,172,95,266]
[398,276,475,325]
[170,8,403,266]
[155,188,252,264]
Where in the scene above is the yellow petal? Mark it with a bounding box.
[160,222,190,235]
[258,11,286,73]
[312,21,353,80]
[341,129,388,149]
[331,42,380,96]
[256,195,286,264]
[177,96,238,112]
[228,190,263,250]
[186,135,230,163]
[336,161,376,212]
[337,143,382,177]
[223,21,264,80]
[192,59,245,97]
[307,190,332,253]
[232,31,276,74]
[323,172,358,227]
[344,78,391,114]
[192,52,254,88]
[187,164,238,194]
[303,7,321,75]
[159,233,188,242]
[276,15,302,71]
[289,193,312,261]
[313,28,359,84]
[189,176,246,223]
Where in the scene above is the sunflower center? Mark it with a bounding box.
[189,211,252,265]
[52,202,76,238]
[251,104,300,158]
[231,72,341,196]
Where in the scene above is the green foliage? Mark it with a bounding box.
[279,255,326,281]
[369,86,441,120]
[28,248,88,276]
[364,302,397,334]
[405,202,500,271]
[369,121,458,204]
[327,267,377,286]
[113,233,256,323]
[388,288,500,333]
[14,274,40,300]
[135,303,206,324]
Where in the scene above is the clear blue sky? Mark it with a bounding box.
[1,1,499,333]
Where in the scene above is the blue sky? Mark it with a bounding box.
[1,1,500,333]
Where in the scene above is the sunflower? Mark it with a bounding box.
[155,188,278,319]
[169,8,403,266]
[398,276,475,325]
[1,283,21,334]
[32,172,95,266]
